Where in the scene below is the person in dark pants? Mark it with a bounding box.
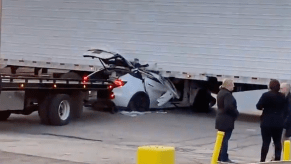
[271,83,291,160]
[256,79,288,162]
[215,79,239,163]
[280,83,291,140]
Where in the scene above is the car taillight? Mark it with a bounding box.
[114,79,125,88]
[109,92,115,99]
[108,85,114,90]
[83,76,89,82]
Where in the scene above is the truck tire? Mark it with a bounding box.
[48,94,71,126]
[192,88,212,113]
[38,95,51,125]
[70,91,84,119]
[127,93,150,112]
[209,96,216,108]
[0,111,11,121]
[60,72,85,119]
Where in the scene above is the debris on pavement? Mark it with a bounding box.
[119,110,167,117]
[156,110,167,114]
[119,111,151,117]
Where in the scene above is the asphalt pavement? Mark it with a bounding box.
[0,108,268,164]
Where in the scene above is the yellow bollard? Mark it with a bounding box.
[136,145,175,164]
[211,131,225,164]
[283,140,290,161]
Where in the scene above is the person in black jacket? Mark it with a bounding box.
[280,83,291,140]
[256,79,288,162]
[271,83,291,161]
[215,79,239,163]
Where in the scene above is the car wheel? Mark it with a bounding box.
[127,93,150,112]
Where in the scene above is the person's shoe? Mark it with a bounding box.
[221,159,234,163]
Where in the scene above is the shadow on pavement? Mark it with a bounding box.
[0,150,87,164]
[164,107,260,123]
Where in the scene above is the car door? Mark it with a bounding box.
[142,72,168,108]
[141,71,180,107]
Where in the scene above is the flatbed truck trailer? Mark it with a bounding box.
[1,0,290,115]
[0,74,115,126]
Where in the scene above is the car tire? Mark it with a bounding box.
[0,111,11,121]
[127,93,150,112]
[48,94,71,126]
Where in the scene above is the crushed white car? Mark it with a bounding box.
[83,49,180,111]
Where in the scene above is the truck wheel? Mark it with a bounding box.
[48,94,71,126]
[60,72,85,119]
[192,88,212,113]
[127,93,150,112]
[38,95,51,125]
[70,91,84,119]
[0,111,11,121]
[209,95,216,108]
